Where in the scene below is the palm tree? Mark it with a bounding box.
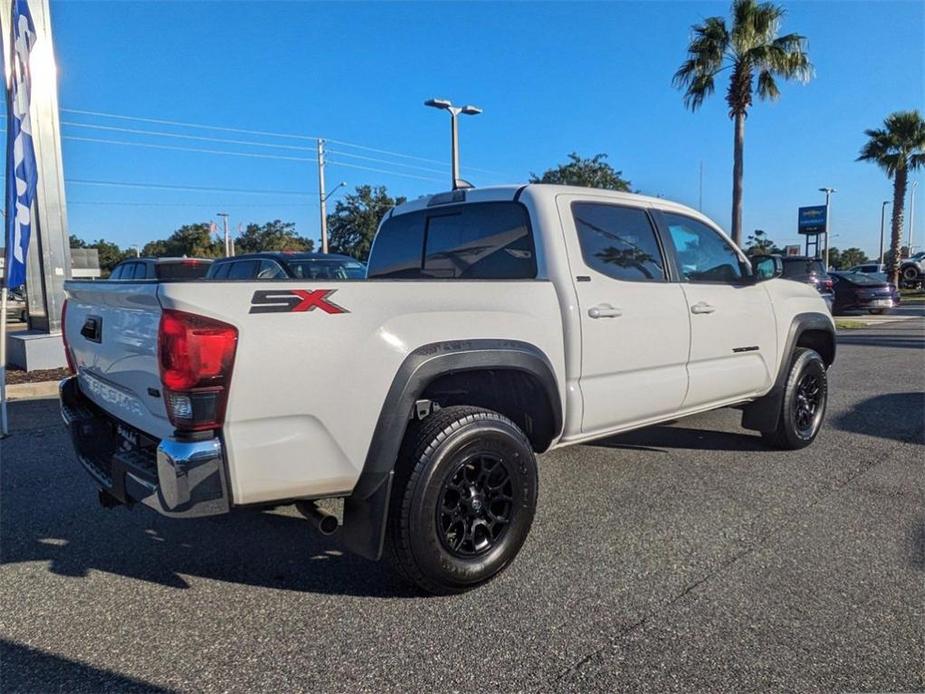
[674,0,812,246]
[857,110,925,285]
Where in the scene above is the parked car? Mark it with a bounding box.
[205,252,366,280]
[848,263,886,275]
[780,255,834,309]
[900,251,925,286]
[60,184,835,594]
[5,287,27,322]
[829,271,901,315]
[109,257,212,281]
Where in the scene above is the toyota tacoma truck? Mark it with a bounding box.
[60,184,835,594]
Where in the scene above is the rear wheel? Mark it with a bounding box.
[386,406,538,595]
[902,266,920,284]
[762,348,828,450]
[869,308,885,315]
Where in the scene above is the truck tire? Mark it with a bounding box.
[761,348,827,450]
[386,406,538,595]
[902,265,919,284]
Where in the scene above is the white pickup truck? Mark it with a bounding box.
[60,184,835,594]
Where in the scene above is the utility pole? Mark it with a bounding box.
[819,187,836,269]
[879,200,890,267]
[908,180,918,254]
[424,98,482,190]
[317,139,328,254]
[216,212,230,257]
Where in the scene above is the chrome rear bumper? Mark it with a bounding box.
[60,376,230,518]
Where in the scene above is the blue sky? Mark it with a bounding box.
[50,0,924,255]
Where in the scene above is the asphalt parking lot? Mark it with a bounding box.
[2,318,923,693]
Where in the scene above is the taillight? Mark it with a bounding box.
[157,309,238,432]
[61,299,76,373]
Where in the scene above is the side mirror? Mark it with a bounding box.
[750,254,783,281]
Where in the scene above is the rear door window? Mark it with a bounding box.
[109,265,124,280]
[368,202,535,279]
[570,202,666,281]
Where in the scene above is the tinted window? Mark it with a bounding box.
[227,260,259,279]
[571,203,665,281]
[156,261,210,280]
[368,202,535,280]
[109,264,124,280]
[126,263,143,280]
[134,262,151,279]
[208,262,231,279]
[663,213,747,283]
[288,259,366,279]
[782,258,824,279]
[256,260,287,279]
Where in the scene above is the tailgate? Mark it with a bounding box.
[64,281,172,439]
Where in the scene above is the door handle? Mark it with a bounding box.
[588,304,622,319]
[690,302,716,315]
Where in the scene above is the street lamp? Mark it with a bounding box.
[879,200,890,267]
[424,98,482,190]
[819,187,836,269]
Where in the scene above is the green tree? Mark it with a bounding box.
[235,219,313,254]
[327,185,406,261]
[141,239,169,257]
[674,0,812,245]
[529,153,631,191]
[744,228,780,255]
[155,223,223,258]
[90,239,132,275]
[68,234,87,249]
[826,246,842,269]
[857,110,925,284]
[839,248,869,269]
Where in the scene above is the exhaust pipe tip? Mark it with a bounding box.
[296,501,339,536]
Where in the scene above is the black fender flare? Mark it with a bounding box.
[341,339,562,560]
[741,312,836,432]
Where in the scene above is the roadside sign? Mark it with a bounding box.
[785,245,802,256]
[798,205,827,235]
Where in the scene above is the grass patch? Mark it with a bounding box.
[835,319,867,330]
[899,289,925,303]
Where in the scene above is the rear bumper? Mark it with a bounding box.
[59,376,230,518]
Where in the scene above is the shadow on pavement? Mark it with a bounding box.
[832,391,925,444]
[590,424,770,453]
[1,400,419,599]
[0,639,174,693]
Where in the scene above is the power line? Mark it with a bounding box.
[60,106,507,176]
[325,148,449,175]
[66,178,316,196]
[61,121,315,152]
[325,159,445,183]
[69,200,315,208]
[63,135,313,162]
[61,107,320,141]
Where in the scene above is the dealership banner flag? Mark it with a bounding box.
[3,0,38,289]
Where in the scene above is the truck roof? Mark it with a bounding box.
[389,183,722,231]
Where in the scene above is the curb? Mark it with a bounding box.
[6,380,60,401]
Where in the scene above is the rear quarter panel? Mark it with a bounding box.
[157,280,565,505]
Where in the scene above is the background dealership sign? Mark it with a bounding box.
[798,205,828,235]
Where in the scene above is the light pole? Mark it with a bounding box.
[424,98,482,190]
[908,180,918,255]
[320,180,346,254]
[130,244,140,258]
[879,200,890,267]
[819,187,836,269]
[217,212,230,257]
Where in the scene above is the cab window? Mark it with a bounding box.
[663,213,748,283]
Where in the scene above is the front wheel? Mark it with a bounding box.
[761,348,828,450]
[386,406,538,595]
